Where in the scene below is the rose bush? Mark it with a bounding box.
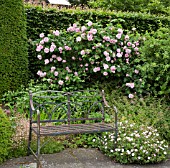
[34,20,144,97]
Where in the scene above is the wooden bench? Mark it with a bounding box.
[28,90,118,168]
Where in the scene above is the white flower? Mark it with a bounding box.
[127,150,131,155]
[138,156,141,159]
[132,27,136,31]
[110,149,114,153]
[132,153,135,156]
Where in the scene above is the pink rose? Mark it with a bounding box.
[51,66,56,72]
[127,42,131,46]
[103,36,110,41]
[134,69,139,74]
[91,28,97,34]
[52,55,57,59]
[81,26,87,32]
[103,64,109,70]
[50,47,54,52]
[110,66,116,73]
[128,94,134,99]
[58,47,63,53]
[57,57,62,62]
[106,56,111,61]
[76,36,81,42]
[80,50,86,55]
[87,34,93,41]
[74,72,78,76]
[134,47,139,51]
[117,48,121,53]
[126,49,131,54]
[43,37,49,43]
[44,48,49,53]
[37,55,42,60]
[116,53,122,58]
[54,71,58,76]
[103,51,109,57]
[36,45,43,52]
[40,40,44,44]
[39,33,44,38]
[64,46,71,50]
[53,30,60,36]
[58,80,64,85]
[116,34,121,39]
[87,21,93,26]
[126,83,135,88]
[118,28,123,34]
[110,39,117,44]
[125,35,129,40]
[44,59,49,65]
[103,72,108,76]
[125,54,129,58]
[93,67,100,72]
[81,33,86,39]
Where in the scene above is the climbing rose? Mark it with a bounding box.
[128,94,134,99]
[58,80,64,85]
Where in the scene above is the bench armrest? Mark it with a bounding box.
[101,90,110,108]
[30,98,35,111]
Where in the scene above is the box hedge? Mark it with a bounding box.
[0,0,29,98]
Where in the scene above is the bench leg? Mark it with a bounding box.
[37,134,42,168]
[27,126,32,156]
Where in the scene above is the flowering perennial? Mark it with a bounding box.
[95,120,169,164]
[34,21,143,97]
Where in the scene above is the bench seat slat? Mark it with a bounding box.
[32,123,114,136]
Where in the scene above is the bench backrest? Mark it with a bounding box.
[29,90,107,125]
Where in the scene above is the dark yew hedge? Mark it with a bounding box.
[0,0,28,98]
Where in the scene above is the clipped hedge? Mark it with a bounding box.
[26,5,170,40]
[25,5,170,79]
[0,0,29,98]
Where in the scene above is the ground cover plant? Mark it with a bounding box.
[96,120,169,164]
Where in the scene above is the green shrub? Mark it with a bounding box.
[0,108,14,163]
[138,27,170,97]
[0,0,28,98]
[96,120,169,164]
